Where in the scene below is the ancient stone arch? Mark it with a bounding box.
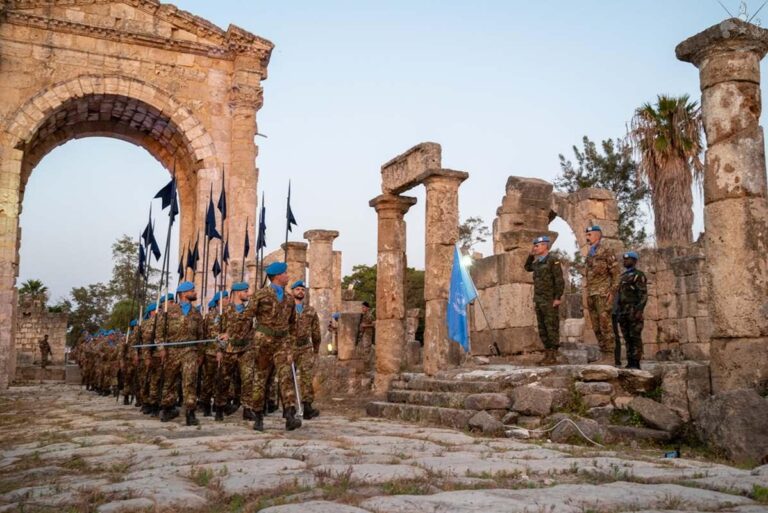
[0,0,274,388]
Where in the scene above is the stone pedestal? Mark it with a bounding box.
[304,230,339,357]
[370,194,417,392]
[677,18,768,391]
[281,241,308,286]
[422,170,468,375]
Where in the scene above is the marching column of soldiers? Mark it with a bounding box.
[526,225,648,369]
[72,261,323,432]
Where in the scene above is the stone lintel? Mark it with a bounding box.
[676,18,768,66]
[303,229,339,243]
[380,142,442,194]
[369,194,417,215]
[281,241,308,251]
[418,168,469,187]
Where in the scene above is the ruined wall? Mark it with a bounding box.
[14,298,67,366]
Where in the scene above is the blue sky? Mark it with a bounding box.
[18,1,768,302]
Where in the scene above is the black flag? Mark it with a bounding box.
[222,239,230,263]
[256,193,267,251]
[155,177,179,225]
[177,244,186,281]
[212,257,221,278]
[243,220,250,259]
[205,185,221,240]
[217,172,227,221]
[138,244,147,278]
[286,181,297,232]
[147,221,161,261]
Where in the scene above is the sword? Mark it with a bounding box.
[132,338,217,348]
[291,362,303,417]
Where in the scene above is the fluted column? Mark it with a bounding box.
[677,18,768,391]
[370,194,417,392]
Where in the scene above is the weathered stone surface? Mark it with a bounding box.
[510,385,567,416]
[618,368,657,393]
[582,394,612,408]
[660,364,691,422]
[464,393,511,411]
[261,502,371,513]
[468,411,505,435]
[578,365,619,381]
[606,425,673,443]
[574,381,613,395]
[629,397,683,434]
[587,406,614,425]
[500,411,519,425]
[380,142,442,194]
[696,389,768,465]
[547,414,601,444]
[97,498,155,513]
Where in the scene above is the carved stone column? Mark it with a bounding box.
[677,18,768,392]
[421,170,468,376]
[281,241,308,286]
[304,229,339,356]
[370,194,417,392]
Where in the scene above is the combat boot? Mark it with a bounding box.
[284,406,302,431]
[266,400,279,414]
[141,403,152,414]
[243,407,255,421]
[159,406,178,422]
[253,411,264,431]
[541,349,557,365]
[123,394,130,406]
[186,409,199,426]
[302,402,320,419]
[202,401,212,417]
[214,406,224,422]
[151,404,161,417]
[224,399,240,416]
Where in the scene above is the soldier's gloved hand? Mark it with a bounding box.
[552,299,561,307]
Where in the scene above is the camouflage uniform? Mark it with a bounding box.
[617,267,648,367]
[120,328,140,401]
[220,302,249,409]
[294,304,321,403]
[140,317,166,408]
[159,302,203,410]
[38,337,52,369]
[585,243,620,355]
[524,253,565,350]
[201,308,223,411]
[239,286,296,413]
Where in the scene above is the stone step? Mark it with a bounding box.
[366,401,476,430]
[392,376,503,394]
[387,389,469,409]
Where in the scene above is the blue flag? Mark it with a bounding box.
[447,245,477,353]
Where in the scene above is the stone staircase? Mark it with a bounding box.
[367,362,712,443]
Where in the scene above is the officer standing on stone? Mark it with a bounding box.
[617,251,648,369]
[38,334,52,370]
[584,225,620,364]
[524,236,565,365]
[290,280,321,419]
[239,262,301,432]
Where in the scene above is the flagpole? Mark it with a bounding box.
[284,180,291,261]
[241,217,249,282]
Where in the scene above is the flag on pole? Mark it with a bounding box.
[222,239,230,263]
[138,244,147,278]
[154,177,179,225]
[205,185,222,240]
[212,257,221,278]
[256,193,267,251]
[243,220,250,259]
[217,172,227,221]
[446,245,478,353]
[177,245,186,281]
[286,181,297,232]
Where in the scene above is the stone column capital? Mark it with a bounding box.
[418,168,469,189]
[281,241,308,252]
[677,18,768,69]
[369,194,417,216]
[303,229,339,243]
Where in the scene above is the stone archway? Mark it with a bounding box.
[0,1,274,388]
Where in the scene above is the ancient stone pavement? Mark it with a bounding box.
[1,385,766,513]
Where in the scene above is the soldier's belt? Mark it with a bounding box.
[254,325,287,338]
[229,339,250,348]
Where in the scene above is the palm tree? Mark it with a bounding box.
[19,279,48,302]
[629,94,704,246]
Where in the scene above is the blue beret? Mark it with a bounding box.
[332,313,340,321]
[207,298,218,309]
[232,282,249,292]
[145,302,157,314]
[623,251,639,260]
[177,281,195,293]
[265,262,287,276]
[585,225,602,233]
[291,280,306,289]
[129,319,138,327]
[533,235,550,244]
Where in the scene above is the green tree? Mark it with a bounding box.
[66,283,112,345]
[556,136,649,248]
[105,298,135,330]
[18,279,48,302]
[458,217,491,252]
[109,234,156,304]
[629,94,704,246]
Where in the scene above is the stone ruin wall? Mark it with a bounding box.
[14,297,67,367]
[470,176,712,361]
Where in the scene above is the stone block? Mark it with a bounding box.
[464,393,512,411]
[618,368,657,394]
[574,381,613,395]
[582,394,612,408]
[547,413,601,444]
[685,362,711,421]
[511,385,568,416]
[468,410,505,435]
[381,142,441,194]
[660,364,690,422]
[496,251,534,285]
[561,318,584,339]
[710,337,768,393]
[629,396,683,434]
[578,365,618,381]
[470,255,500,290]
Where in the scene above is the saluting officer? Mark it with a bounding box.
[584,225,620,364]
[524,235,565,365]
